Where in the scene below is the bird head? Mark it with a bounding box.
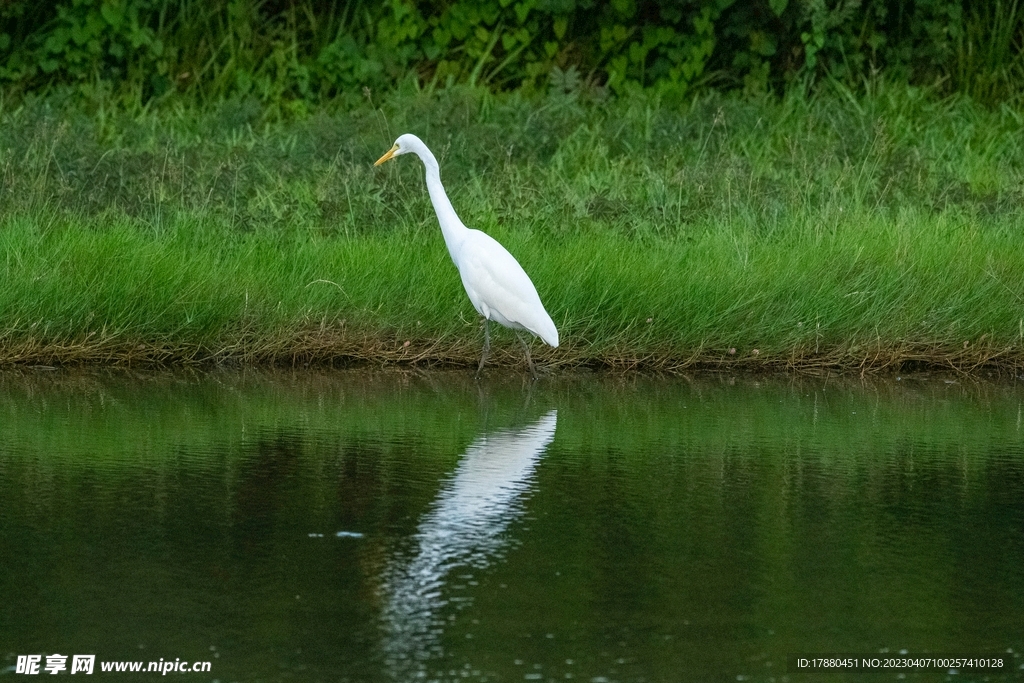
[374,134,422,166]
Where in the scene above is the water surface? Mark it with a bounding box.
[1,369,1022,682]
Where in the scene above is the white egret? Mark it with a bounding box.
[375,134,558,378]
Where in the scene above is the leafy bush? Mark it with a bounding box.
[0,0,1021,105]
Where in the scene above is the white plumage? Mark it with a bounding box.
[375,133,558,377]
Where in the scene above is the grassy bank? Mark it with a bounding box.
[2,84,1024,373]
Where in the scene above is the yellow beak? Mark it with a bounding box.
[374,144,398,166]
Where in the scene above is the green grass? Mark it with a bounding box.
[2,83,1024,372]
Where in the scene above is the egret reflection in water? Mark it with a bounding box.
[380,409,558,677]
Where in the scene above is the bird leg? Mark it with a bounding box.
[516,331,539,380]
[476,319,491,378]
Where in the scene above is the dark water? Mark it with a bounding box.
[1,369,1023,682]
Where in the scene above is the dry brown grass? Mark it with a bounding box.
[4,329,1021,378]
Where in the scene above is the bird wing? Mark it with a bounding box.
[454,230,559,347]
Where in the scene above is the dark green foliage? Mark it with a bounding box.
[1,1,1022,106]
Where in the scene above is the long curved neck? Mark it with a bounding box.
[416,146,469,259]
